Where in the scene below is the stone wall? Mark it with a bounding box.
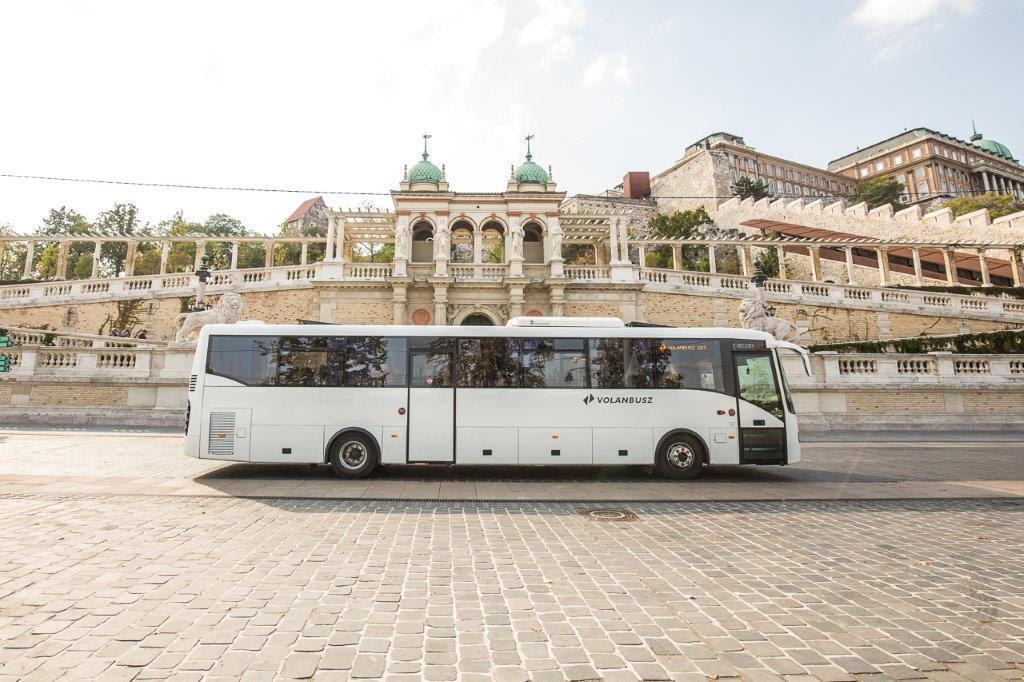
[649,150,728,215]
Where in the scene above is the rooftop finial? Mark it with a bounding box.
[525,134,534,162]
[422,133,432,160]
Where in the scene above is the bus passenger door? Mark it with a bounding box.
[407,349,455,462]
[733,352,787,465]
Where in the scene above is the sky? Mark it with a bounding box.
[1,0,1021,235]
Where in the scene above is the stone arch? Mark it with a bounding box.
[480,219,506,263]
[451,305,504,326]
[411,219,434,263]
[522,220,545,264]
[449,219,474,263]
[460,313,495,326]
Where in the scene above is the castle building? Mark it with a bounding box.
[827,127,1024,205]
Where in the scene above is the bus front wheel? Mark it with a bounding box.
[328,434,377,479]
[656,435,704,480]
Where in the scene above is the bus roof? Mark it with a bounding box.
[198,322,780,345]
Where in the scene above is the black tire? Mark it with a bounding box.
[328,433,377,479]
[655,434,705,480]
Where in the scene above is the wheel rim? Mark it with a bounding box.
[339,440,367,470]
[666,442,695,469]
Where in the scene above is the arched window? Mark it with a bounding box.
[411,221,433,262]
[522,222,544,264]
[449,220,473,263]
[481,220,505,263]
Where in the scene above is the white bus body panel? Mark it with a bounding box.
[408,387,455,462]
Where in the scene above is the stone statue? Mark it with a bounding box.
[174,292,245,343]
[433,227,450,259]
[393,221,410,260]
[510,225,524,260]
[548,227,563,260]
[738,289,801,344]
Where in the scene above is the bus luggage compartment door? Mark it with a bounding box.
[407,349,455,462]
[733,352,787,465]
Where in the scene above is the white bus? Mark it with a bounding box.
[184,318,808,479]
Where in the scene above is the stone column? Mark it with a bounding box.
[264,240,274,268]
[300,242,308,265]
[997,176,1006,194]
[54,241,70,279]
[472,229,483,264]
[91,242,102,279]
[549,284,565,317]
[1009,249,1023,287]
[875,247,890,287]
[671,244,682,271]
[335,220,346,264]
[982,172,991,192]
[432,283,448,326]
[637,244,647,271]
[844,247,857,285]
[160,242,170,274]
[618,218,630,263]
[124,240,138,277]
[707,244,717,274]
[808,246,822,282]
[433,213,450,277]
[325,216,337,261]
[607,218,621,264]
[977,249,991,287]
[547,217,564,278]
[508,283,525,318]
[775,246,787,280]
[392,283,408,325]
[739,245,753,278]
[942,249,957,285]
[911,247,924,286]
[194,241,206,270]
[22,242,34,279]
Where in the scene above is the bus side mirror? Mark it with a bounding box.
[775,341,812,377]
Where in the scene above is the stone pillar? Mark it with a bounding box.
[618,218,630,263]
[942,249,957,285]
[808,246,822,282]
[978,249,991,287]
[671,244,682,271]
[1009,249,1023,287]
[549,284,565,317]
[124,240,138,277]
[607,218,620,264]
[264,240,274,268]
[911,247,924,286]
[325,216,337,261]
[392,283,408,325]
[547,217,564,278]
[472,229,483,264]
[508,283,525,318]
[300,242,308,265]
[844,247,857,285]
[194,241,206,270]
[336,220,346,264]
[997,176,1006,194]
[432,283,448,326]
[637,244,647,270]
[875,247,890,287]
[775,246,786,280]
[22,242,34,279]
[160,242,170,274]
[982,172,991,192]
[434,213,450,277]
[55,241,70,279]
[739,245,753,277]
[707,244,717,274]
[91,241,102,279]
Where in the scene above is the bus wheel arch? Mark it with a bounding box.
[325,428,380,479]
[655,429,707,480]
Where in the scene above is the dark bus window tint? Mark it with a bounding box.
[624,339,656,388]
[735,353,784,419]
[522,338,587,388]
[411,351,452,388]
[589,339,624,388]
[653,339,726,392]
[277,336,340,387]
[206,336,278,386]
[345,337,407,387]
[457,338,521,388]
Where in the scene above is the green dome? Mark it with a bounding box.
[408,153,443,184]
[970,132,1015,161]
[514,158,549,184]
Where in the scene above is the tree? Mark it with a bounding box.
[648,208,714,270]
[849,177,906,211]
[941,193,1024,220]
[0,225,29,282]
[732,176,772,201]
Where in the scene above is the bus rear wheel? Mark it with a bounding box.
[329,434,377,479]
[656,434,704,480]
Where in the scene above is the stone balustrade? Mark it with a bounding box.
[1,325,166,349]
[1,344,192,380]
[782,352,1024,387]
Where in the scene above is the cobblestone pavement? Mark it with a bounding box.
[2,495,1023,681]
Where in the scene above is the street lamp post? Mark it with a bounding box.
[194,255,211,310]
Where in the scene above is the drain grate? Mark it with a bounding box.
[577,507,640,522]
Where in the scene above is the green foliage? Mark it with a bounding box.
[0,225,28,281]
[809,329,1024,354]
[562,244,594,265]
[648,207,713,239]
[486,242,503,264]
[940,193,1024,220]
[753,231,786,279]
[351,243,395,263]
[849,177,906,211]
[732,176,772,200]
[893,284,1024,300]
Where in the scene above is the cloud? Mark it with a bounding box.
[517,0,585,66]
[582,51,630,88]
[850,0,980,59]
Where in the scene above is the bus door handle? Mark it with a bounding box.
[716,410,726,415]
[753,419,765,426]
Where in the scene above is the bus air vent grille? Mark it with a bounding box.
[189,375,198,392]
[208,412,236,456]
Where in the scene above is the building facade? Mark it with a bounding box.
[827,127,1024,205]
